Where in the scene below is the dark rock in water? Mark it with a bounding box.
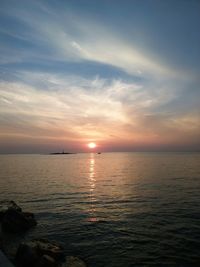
[0,200,22,220]
[64,256,87,267]
[15,239,65,267]
[0,200,22,212]
[0,200,37,233]
[1,209,37,233]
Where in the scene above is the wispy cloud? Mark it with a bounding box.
[0,70,199,151]
[0,0,182,78]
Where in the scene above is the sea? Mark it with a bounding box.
[0,152,200,267]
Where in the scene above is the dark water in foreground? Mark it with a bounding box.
[0,152,200,266]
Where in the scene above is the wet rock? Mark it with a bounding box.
[0,200,21,220]
[15,239,65,267]
[1,209,37,233]
[64,256,87,267]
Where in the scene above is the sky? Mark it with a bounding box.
[0,0,200,153]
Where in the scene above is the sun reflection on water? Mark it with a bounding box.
[88,153,97,222]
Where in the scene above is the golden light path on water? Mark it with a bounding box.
[88,153,97,222]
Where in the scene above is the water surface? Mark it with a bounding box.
[0,152,200,266]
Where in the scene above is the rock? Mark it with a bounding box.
[0,235,4,251]
[15,243,38,267]
[0,200,37,233]
[15,239,65,267]
[0,200,22,220]
[64,256,87,267]
[33,239,65,260]
[1,209,37,233]
[37,254,58,267]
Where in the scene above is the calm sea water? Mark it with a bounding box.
[0,152,200,266]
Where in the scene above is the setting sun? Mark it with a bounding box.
[88,142,97,149]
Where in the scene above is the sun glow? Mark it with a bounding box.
[88,142,96,149]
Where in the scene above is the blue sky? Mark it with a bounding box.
[0,0,200,153]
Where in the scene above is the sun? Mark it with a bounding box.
[88,142,96,149]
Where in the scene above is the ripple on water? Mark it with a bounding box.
[0,152,200,266]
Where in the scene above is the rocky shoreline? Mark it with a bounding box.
[0,200,87,267]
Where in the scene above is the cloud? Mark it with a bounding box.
[0,70,199,152]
